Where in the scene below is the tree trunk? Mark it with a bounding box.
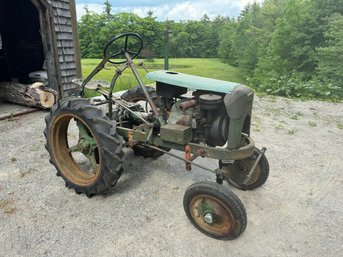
[0,82,57,109]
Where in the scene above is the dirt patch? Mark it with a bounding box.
[0,198,17,214]
[0,96,342,257]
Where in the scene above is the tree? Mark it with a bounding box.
[233,2,263,76]
[316,13,343,91]
[103,0,112,20]
[218,22,237,65]
[78,10,107,58]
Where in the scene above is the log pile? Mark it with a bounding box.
[0,82,57,109]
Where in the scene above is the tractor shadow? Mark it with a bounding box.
[103,150,159,196]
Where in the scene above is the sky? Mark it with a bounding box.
[75,0,263,21]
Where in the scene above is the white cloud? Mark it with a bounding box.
[168,2,205,21]
[76,0,264,21]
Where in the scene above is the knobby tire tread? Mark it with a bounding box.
[44,97,124,197]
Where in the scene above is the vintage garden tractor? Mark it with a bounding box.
[44,33,269,240]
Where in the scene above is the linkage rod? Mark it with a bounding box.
[142,144,217,174]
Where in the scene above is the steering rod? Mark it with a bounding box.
[124,52,159,116]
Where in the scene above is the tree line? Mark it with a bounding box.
[78,0,343,100]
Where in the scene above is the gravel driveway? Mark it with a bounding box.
[1,96,342,257]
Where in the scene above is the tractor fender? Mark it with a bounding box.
[224,85,254,120]
[224,85,254,149]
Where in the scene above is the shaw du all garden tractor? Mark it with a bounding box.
[44,33,269,240]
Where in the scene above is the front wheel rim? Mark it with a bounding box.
[189,194,236,237]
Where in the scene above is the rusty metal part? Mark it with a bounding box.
[242,147,266,186]
[128,130,133,147]
[186,149,206,171]
[167,99,193,126]
[142,144,217,174]
[50,113,100,186]
[189,194,235,237]
[179,99,197,112]
[185,145,191,170]
[189,149,206,162]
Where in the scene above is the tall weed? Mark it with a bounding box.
[254,75,342,101]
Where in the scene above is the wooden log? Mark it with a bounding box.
[0,81,57,109]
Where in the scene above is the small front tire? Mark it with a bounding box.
[183,181,247,240]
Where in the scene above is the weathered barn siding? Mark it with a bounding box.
[49,0,81,92]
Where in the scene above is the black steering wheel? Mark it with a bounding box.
[103,32,143,64]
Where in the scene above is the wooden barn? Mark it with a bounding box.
[0,0,81,118]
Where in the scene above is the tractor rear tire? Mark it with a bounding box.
[121,85,157,103]
[44,97,124,197]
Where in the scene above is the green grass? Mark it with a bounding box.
[81,58,244,95]
[308,121,317,127]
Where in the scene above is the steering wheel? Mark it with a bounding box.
[103,32,143,64]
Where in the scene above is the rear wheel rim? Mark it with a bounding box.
[50,113,101,186]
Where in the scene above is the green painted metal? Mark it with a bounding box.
[117,123,255,161]
[75,121,98,169]
[227,118,246,150]
[187,139,254,161]
[223,85,254,149]
[197,200,215,218]
[160,124,192,145]
[164,29,170,70]
[146,70,240,94]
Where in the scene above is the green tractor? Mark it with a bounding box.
[44,33,269,240]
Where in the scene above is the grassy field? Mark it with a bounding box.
[81,58,244,94]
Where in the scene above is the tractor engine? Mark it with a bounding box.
[156,82,254,148]
[167,94,228,147]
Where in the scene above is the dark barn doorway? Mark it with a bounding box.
[0,0,46,84]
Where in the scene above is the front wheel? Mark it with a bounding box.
[183,181,247,240]
[44,97,124,197]
[220,147,269,190]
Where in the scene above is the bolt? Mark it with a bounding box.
[78,139,91,154]
[204,212,214,224]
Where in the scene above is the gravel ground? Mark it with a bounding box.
[0,96,343,257]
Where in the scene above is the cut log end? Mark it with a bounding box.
[0,81,57,109]
[39,91,55,108]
